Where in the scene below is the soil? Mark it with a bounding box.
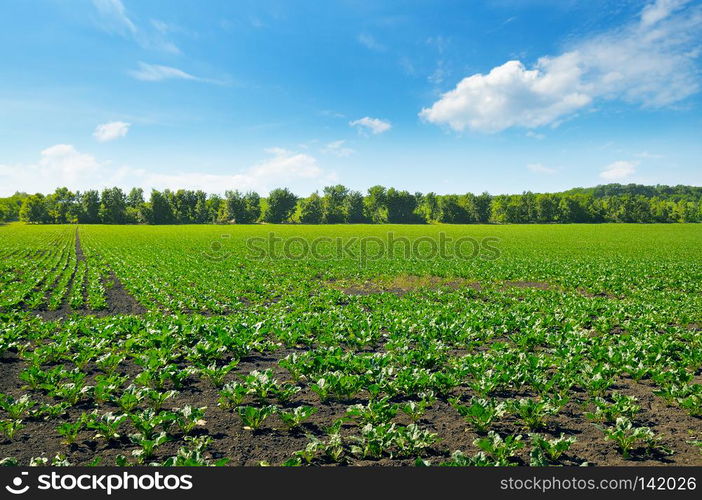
[2,263,695,466]
[330,275,482,297]
[329,276,615,300]
[29,229,146,321]
[1,341,701,467]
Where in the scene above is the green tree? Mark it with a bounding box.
[345,190,366,223]
[419,192,440,222]
[264,188,298,223]
[386,188,419,223]
[365,185,387,223]
[79,190,100,223]
[299,192,323,224]
[149,189,174,224]
[20,194,50,223]
[322,185,349,223]
[474,192,492,223]
[439,195,468,223]
[99,187,127,224]
[224,190,261,223]
[47,187,77,224]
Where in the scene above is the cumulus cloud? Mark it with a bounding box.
[93,121,130,142]
[420,0,702,133]
[0,145,104,195]
[0,146,334,197]
[600,160,637,180]
[349,117,392,135]
[322,140,355,157]
[527,163,557,175]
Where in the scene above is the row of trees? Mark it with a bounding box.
[3,183,702,225]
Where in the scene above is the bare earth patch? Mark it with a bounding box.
[328,274,482,297]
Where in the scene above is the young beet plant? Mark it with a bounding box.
[86,411,127,444]
[197,361,239,388]
[173,406,207,435]
[279,406,317,430]
[217,382,249,409]
[0,419,25,441]
[57,418,86,445]
[599,417,659,459]
[345,397,398,425]
[130,432,170,463]
[473,431,525,466]
[236,405,277,431]
[450,397,506,434]
[585,393,641,423]
[0,394,35,419]
[529,433,576,466]
[509,398,559,431]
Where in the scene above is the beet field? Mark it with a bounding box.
[1,223,701,466]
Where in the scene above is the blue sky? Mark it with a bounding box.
[0,0,700,197]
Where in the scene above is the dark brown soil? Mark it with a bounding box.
[31,229,146,321]
[2,343,701,467]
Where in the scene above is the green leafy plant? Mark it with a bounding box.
[0,419,25,441]
[279,406,317,430]
[509,398,558,431]
[600,417,657,459]
[473,431,524,466]
[236,405,276,431]
[218,382,249,409]
[450,397,506,434]
[529,433,576,465]
[0,394,35,419]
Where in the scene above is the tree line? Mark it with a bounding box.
[2,183,701,225]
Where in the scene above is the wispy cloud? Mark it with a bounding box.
[600,160,637,180]
[92,0,180,54]
[322,140,355,157]
[128,62,219,83]
[358,33,386,52]
[349,117,392,135]
[526,131,546,140]
[527,163,557,175]
[635,151,664,159]
[92,0,136,36]
[93,121,130,142]
[420,0,702,133]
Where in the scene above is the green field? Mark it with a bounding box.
[1,223,701,466]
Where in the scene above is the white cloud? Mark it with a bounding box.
[129,62,201,82]
[0,146,334,197]
[600,160,637,180]
[322,140,355,157]
[635,151,664,159]
[358,33,385,52]
[92,0,179,53]
[527,163,557,174]
[526,131,546,140]
[349,117,392,135]
[640,0,690,28]
[93,121,130,142]
[420,0,702,133]
[92,0,136,36]
[0,145,105,195]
